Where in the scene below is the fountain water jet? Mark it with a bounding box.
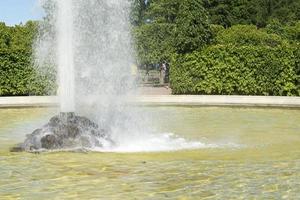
[57,0,75,113]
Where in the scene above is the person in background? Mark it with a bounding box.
[160,61,167,85]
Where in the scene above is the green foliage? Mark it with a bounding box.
[133,0,179,64]
[173,0,211,54]
[130,0,149,26]
[0,23,11,48]
[146,0,181,23]
[266,20,300,43]
[284,22,300,42]
[216,25,286,47]
[171,45,299,96]
[133,23,175,64]
[0,48,56,96]
[203,0,300,28]
[133,0,211,64]
[1,0,299,96]
[0,21,56,96]
[133,1,300,96]
[255,0,300,27]
[210,24,224,40]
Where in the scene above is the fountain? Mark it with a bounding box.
[11,0,203,153]
[11,0,134,152]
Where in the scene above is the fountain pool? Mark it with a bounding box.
[1,106,300,199]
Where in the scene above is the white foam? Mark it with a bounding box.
[92,132,240,153]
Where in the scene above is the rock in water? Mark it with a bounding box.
[11,113,112,152]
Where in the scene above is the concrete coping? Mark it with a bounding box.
[0,95,300,108]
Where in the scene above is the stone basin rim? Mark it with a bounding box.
[0,96,300,108]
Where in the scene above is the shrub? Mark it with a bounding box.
[0,49,56,96]
[210,24,224,42]
[216,25,286,47]
[266,20,300,43]
[171,44,299,96]
[0,21,56,96]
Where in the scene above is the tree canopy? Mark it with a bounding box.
[133,0,211,64]
[132,0,300,66]
[0,0,299,96]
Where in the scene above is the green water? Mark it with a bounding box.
[0,107,300,199]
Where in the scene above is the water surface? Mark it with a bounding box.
[0,107,299,199]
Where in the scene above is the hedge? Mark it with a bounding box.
[170,44,299,96]
[0,48,56,96]
[215,25,286,47]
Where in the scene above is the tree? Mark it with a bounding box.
[173,0,211,54]
[133,0,211,64]
[203,0,300,28]
[130,0,149,26]
[255,0,300,27]
[203,0,233,27]
[133,0,180,64]
[134,23,175,64]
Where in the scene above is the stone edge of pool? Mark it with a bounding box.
[0,96,300,108]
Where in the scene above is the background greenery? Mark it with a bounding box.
[133,0,300,96]
[0,21,56,96]
[0,0,299,96]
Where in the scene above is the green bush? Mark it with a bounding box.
[210,24,224,42]
[0,49,56,96]
[266,20,300,43]
[171,44,299,96]
[0,21,56,96]
[216,25,286,47]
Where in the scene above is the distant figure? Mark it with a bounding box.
[160,62,167,85]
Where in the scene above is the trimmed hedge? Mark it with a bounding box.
[0,21,57,96]
[215,25,286,47]
[171,44,299,96]
[0,49,56,96]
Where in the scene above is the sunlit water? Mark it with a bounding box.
[0,106,300,199]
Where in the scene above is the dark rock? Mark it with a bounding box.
[41,135,57,149]
[11,112,112,152]
[10,146,23,152]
